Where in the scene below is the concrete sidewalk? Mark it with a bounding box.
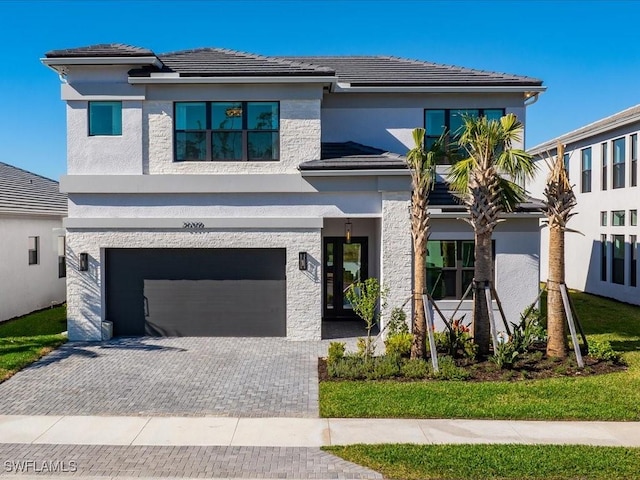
[1,415,640,447]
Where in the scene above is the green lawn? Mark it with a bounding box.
[325,444,640,480]
[320,291,640,420]
[0,305,67,382]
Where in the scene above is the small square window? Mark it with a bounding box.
[89,101,122,136]
[631,209,638,226]
[28,236,39,265]
[600,211,607,226]
[612,210,625,226]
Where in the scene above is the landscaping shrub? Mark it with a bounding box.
[386,307,409,335]
[327,341,346,364]
[510,307,546,353]
[384,332,412,358]
[588,339,621,363]
[491,342,519,369]
[328,355,367,380]
[366,356,402,380]
[432,356,471,380]
[435,317,476,359]
[401,358,430,379]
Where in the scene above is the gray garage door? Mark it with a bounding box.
[106,248,286,337]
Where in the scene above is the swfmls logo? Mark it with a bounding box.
[4,460,78,473]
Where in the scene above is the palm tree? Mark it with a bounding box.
[448,114,537,357]
[542,142,577,358]
[405,128,438,359]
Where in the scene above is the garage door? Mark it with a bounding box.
[106,248,286,337]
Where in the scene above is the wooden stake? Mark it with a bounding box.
[422,295,439,373]
[484,285,500,352]
[425,291,452,331]
[490,284,511,336]
[560,283,584,368]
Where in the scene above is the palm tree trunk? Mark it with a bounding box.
[411,240,427,359]
[473,230,493,358]
[547,226,567,358]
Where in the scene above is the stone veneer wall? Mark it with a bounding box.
[66,229,322,341]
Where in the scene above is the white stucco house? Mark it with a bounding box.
[528,105,639,306]
[0,162,67,322]
[42,44,546,341]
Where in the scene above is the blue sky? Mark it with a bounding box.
[2,0,640,180]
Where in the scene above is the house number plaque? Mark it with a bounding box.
[183,222,205,229]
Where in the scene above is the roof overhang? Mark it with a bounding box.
[128,74,336,85]
[299,168,409,177]
[333,83,546,94]
[42,56,163,74]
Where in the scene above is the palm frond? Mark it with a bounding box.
[496,177,527,212]
[447,157,475,195]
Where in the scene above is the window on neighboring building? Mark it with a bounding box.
[426,240,495,300]
[601,234,608,281]
[631,235,637,287]
[612,235,625,285]
[632,133,637,187]
[424,108,505,162]
[174,101,279,162]
[613,137,626,189]
[600,211,607,226]
[601,142,608,191]
[57,236,66,278]
[581,147,592,193]
[631,209,638,227]
[563,152,570,178]
[28,236,39,265]
[612,210,625,226]
[89,101,122,136]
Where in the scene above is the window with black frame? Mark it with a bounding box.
[581,147,592,193]
[424,109,504,163]
[613,137,626,189]
[175,101,279,161]
[426,240,495,300]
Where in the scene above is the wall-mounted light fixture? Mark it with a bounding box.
[345,218,352,244]
[79,253,89,272]
[298,252,308,271]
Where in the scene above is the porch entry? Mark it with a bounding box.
[323,237,368,319]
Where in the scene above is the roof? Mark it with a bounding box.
[0,162,67,217]
[299,142,407,170]
[45,43,154,58]
[279,56,543,87]
[44,44,543,88]
[528,103,640,156]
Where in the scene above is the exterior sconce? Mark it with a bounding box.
[345,218,352,244]
[79,253,89,271]
[298,252,308,271]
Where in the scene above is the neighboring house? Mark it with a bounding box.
[42,44,545,341]
[528,105,639,306]
[0,162,67,321]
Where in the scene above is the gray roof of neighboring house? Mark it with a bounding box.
[299,142,407,170]
[45,43,155,58]
[0,162,67,216]
[44,44,542,87]
[278,56,543,87]
[528,103,640,156]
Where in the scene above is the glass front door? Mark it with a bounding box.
[323,237,368,319]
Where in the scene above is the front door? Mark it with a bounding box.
[323,237,368,319]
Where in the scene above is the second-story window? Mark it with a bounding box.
[631,133,637,187]
[581,147,592,193]
[424,108,504,163]
[601,142,608,191]
[613,137,626,189]
[175,102,279,162]
[89,101,122,136]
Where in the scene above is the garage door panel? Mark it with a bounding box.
[106,248,286,337]
[143,279,286,337]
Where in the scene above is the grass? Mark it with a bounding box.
[0,305,67,382]
[325,444,640,480]
[320,291,640,420]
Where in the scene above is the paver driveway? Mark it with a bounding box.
[0,333,356,417]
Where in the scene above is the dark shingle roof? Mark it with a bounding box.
[279,56,543,87]
[299,142,406,170]
[0,162,67,216]
[45,43,155,58]
[130,48,334,77]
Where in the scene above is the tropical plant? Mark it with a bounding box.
[448,114,537,357]
[386,307,409,336]
[345,277,387,359]
[435,317,476,359]
[542,143,577,358]
[510,307,546,353]
[405,128,439,359]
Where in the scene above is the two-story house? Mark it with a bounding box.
[43,44,545,341]
[528,105,639,306]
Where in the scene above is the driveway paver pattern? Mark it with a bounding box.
[0,444,382,479]
[0,337,337,417]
